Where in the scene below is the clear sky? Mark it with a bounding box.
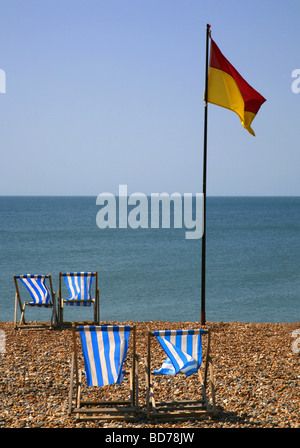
[0,0,299,196]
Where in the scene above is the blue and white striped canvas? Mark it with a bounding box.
[17,274,52,306]
[78,325,130,387]
[153,329,205,377]
[63,272,95,307]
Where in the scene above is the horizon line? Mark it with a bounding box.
[0,194,300,198]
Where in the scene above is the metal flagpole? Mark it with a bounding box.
[201,24,211,325]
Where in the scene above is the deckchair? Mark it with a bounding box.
[58,271,99,326]
[68,324,139,421]
[145,328,216,420]
[14,274,57,330]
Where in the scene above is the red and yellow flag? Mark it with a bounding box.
[207,39,266,136]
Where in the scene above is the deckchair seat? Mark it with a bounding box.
[153,329,205,377]
[79,325,130,386]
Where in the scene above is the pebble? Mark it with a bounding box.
[0,321,299,428]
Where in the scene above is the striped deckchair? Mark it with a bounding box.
[145,328,216,420]
[14,274,57,329]
[153,329,204,376]
[58,272,99,325]
[68,325,138,421]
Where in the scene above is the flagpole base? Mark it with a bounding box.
[201,311,206,326]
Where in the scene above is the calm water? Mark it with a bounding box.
[0,196,299,323]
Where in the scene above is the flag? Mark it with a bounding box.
[207,38,266,136]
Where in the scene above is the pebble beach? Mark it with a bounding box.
[0,321,299,429]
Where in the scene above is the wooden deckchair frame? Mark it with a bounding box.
[145,327,216,421]
[14,274,57,330]
[57,271,100,327]
[68,324,139,421]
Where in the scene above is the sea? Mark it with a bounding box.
[0,196,299,323]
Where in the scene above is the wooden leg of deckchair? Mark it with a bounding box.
[14,293,18,329]
[94,273,98,324]
[148,372,156,415]
[94,298,99,324]
[144,357,151,417]
[135,354,139,408]
[59,298,63,325]
[97,288,100,323]
[51,293,58,328]
[49,306,55,329]
[57,292,60,324]
[132,327,137,407]
[129,356,138,408]
[57,290,63,325]
[20,302,26,326]
[129,368,134,407]
[209,357,216,414]
[145,332,157,417]
[68,353,75,415]
[75,369,83,421]
[198,368,209,410]
[50,307,53,329]
[203,328,211,388]
[93,302,96,324]
[53,305,58,327]
[77,369,82,410]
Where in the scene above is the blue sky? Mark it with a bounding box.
[0,0,299,196]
